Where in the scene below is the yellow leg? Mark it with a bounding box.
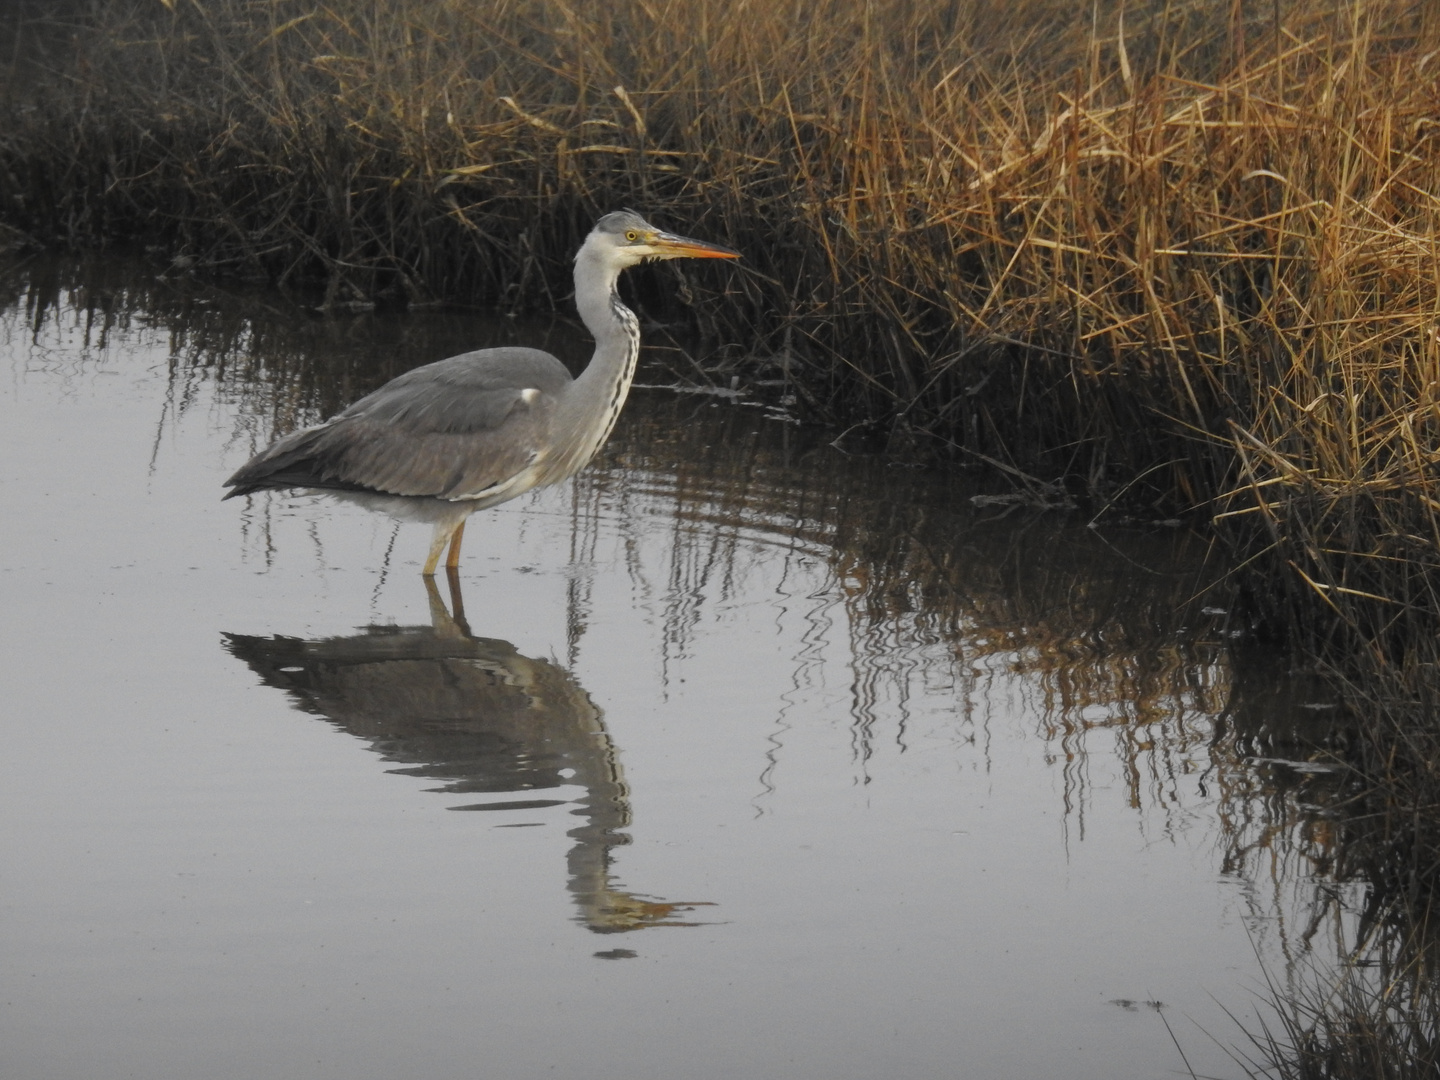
[444,564,471,637]
[422,523,454,576]
[445,520,467,569]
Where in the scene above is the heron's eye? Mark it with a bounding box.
[625,230,639,242]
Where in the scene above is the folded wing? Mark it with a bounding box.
[223,348,571,501]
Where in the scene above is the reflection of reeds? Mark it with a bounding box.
[6,254,1348,852]
[591,391,1257,817]
[5,252,1422,1076]
[593,395,1416,1071]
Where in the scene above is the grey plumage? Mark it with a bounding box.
[223,211,739,574]
[225,349,566,501]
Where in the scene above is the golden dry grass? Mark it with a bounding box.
[3,0,1440,650]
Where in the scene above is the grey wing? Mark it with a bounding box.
[224,347,571,500]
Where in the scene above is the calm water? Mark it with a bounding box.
[0,258,1359,1079]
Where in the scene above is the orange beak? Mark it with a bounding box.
[649,230,742,260]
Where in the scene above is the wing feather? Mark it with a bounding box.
[224,347,569,499]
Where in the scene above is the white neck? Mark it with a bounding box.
[554,237,642,477]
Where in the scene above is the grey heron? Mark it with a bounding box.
[223,210,739,574]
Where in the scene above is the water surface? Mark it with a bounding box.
[0,258,1360,1079]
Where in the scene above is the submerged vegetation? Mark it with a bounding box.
[4,1,1440,1072]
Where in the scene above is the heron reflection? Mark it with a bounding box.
[225,572,710,933]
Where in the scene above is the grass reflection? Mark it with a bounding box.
[6,253,1415,1066]
[7,252,1349,867]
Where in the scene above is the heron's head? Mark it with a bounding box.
[583,210,741,270]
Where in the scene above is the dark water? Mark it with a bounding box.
[0,258,1360,1079]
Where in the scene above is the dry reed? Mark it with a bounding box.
[8,0,1440,986]
[2,2,1436,621]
